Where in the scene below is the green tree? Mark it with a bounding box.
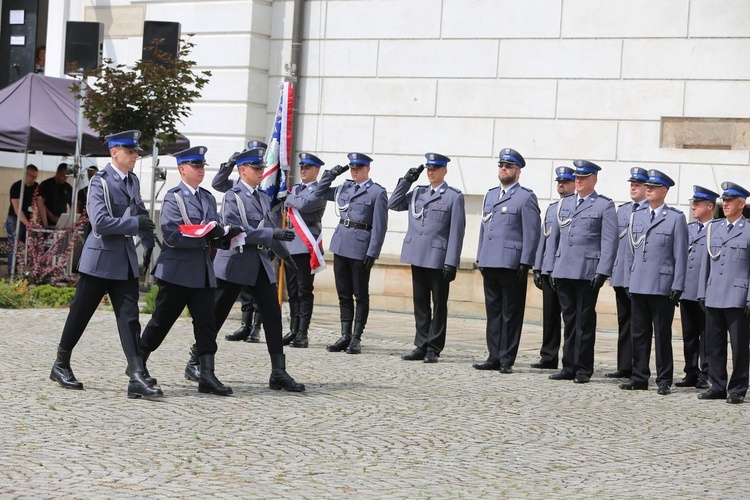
[73,36,211,149]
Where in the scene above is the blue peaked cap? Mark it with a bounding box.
[498,148,525,168]
[691,185,719,202]
[348,152,373,166]
[721,181,750,200]
[247,140,267,150]
[555,166,575,182]
[628,167,649,183]
[573,159,601,177]
[105,130,142,151]
[299,152,324,167]
[173,146,208,165]
[236,147,266,167]
[645,169,675,188]
[425,152,450,168]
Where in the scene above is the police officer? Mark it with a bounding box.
[50,130,161,399]
[139,147,240,396]
[547,160,618,384]
[620,170,687,395]
[675,186,718,389]
[604,167,648,380]
[282,152,328,348]
[389,153,466,363]
[472,148,540,373]
[532,166,575,370]
[314,153,388,354]
[697,182,750,404]
[213,140,267,344]
[212,147,305,392]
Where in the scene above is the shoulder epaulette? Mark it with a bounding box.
[448,186,462,194]
[519,186,533,193]
[167,185,181,194]
[618,202,629,208]
[597,194,612,201]
[668,206,683,214]
[549,200,560,207]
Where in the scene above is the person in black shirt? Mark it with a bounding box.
[5,165,39,275]
[38,163,73,227]
[76,166,99,215]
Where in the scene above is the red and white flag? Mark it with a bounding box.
[287,206,326,274]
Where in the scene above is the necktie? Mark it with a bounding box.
[299,184,306,193]
[354,185,360,193]
[123,175,132,198]
[430,189,435,196]
[194,191,203,211]
[650,210,655,223]
[728,222,734,232]
[253,189,259,199]
[576,197,584,208]
[632,203,639,213]
[697,222,704,233]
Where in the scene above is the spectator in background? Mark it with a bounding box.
[5,165,39,275]
[34,46,45,74]
[38,163,73,227]
[76,166,99,215]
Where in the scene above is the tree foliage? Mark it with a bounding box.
[73,36,211,149]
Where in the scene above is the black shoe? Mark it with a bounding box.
[472,360,500,370]
[698,389,727,400]
[604,370,631,379]
[126,356,163,400]
[619,381,648,390]
[184,345,200,382]
[695,378,710,389]
[290,332,309,348]
[124,349,157,386]
[549,371,575,380]
[225,325,251,341]
[573,374,590,384]
[197,354,233,396]
[282,317,299,346]
[327,335,351,352]
[727,393,745,404]
[269,354,305,392]
[50,346,84,390]
[530,360,558,369]
[345,322,364,354]
[402,348,426,361]
[675,375,699,388]
[424,350,439,363]
[657,384,671,395]
[498,364,513,374]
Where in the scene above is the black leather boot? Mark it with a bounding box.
[50,346,84,390]
[346,321,365,354]
[126,356,163,399]
[198,354,233,396]
[225,308,253,341]
[290,317,310,348]
[246,311,263,343]
[326,321,352,352]
[125,348,157,386]
[184,344,200,382]
[269,353,305,392]
[282,316,299,346]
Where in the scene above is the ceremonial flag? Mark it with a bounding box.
[260,81,294,209]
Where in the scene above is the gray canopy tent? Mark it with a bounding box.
[0,73,189,278]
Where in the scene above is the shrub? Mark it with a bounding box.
[0,280,31,309]
[31,284,77,308]
[142,285,158,314]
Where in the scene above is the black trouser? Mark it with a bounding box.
[679,299,708,378]
[555,278,599,378]
[214,273,283,356]
[333,254,371,325]
[705,307,749,396]
[285,252,315,320]
[613,286,633,373]
[631,294,673,386]
[140,280,218,356]
[539,274,562,364]
[411,265,449,354]
[59,272,140,357]
[239,287,259,315]
[481,267,527,366]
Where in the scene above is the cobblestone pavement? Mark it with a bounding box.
[1,303,747,498]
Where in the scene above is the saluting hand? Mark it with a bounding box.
[330,164,349,177]
[403,165,425,183]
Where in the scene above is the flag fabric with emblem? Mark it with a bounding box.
[260,81,294,209]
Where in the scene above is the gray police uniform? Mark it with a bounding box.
[698,216,750,398]
[549,191,618,379]
[679,220,710,382]
[477,183,541,367]
[609,201,646,375]
[141,182,222,357]
[59,164,155,358]
[315,172,388,326]
[213,184,291,356]
[624,205,688,388]
[534,200,563,367]
[389,179,466,355]
[285,181,328,323]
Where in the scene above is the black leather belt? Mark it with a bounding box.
[340,218,372,231]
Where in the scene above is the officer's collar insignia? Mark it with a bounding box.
[502,206,508,212]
